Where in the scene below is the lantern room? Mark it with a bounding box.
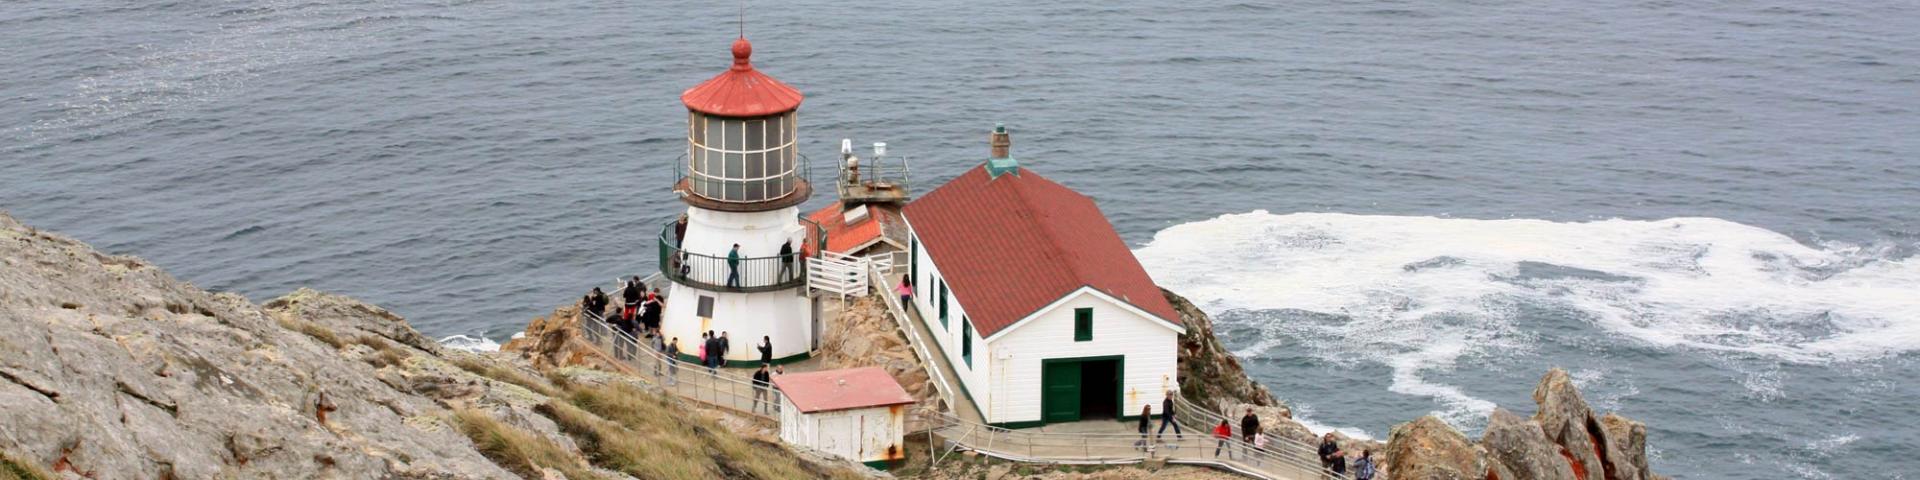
[678,38,809,209]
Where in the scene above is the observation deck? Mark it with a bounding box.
[657,217,826,293]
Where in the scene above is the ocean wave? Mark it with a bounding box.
[1136,211,1919,425]
[438,334,499,352]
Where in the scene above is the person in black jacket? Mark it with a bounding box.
[1136,404,1153,451]
[717,331,731,369]
[751,364,773,414]
[777,240,796,281]
[1157,390,1183,439]
[1240,408,1261,458]
[1319,433,1347,477]
[758,336,773,365]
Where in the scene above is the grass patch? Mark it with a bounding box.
[450,408,603,480]
[451,356,559,398]
[275,316,344,349]
[537,400,713,479]
[558,382,864,480]
[351,335,409,368]
[0,451,51,480]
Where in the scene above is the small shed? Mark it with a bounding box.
[773,367,916,469]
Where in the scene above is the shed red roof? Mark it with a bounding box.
[680,38,804,117]
[771,367,915,414]
[806,203,905,254]
[902,165,1181,338]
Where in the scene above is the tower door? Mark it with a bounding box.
[1041,361,1082,423]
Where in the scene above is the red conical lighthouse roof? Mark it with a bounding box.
[680,38,804,117]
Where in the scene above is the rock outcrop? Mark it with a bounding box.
[1384,368,1661,480]
[1163,288,1276,409]
[0,213,865,479]
[814,295,940,406]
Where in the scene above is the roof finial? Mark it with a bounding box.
[739,0,746,38]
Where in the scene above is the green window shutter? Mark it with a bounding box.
[909,237,918,293]
[961,319,972,368]
[1074,308,1093,342]
[938,281,949,327]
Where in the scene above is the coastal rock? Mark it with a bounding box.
[501,304,627,373]
[1532,368,1644,480]
[1385,415,1484,480]
[1163,289,1276,408]
[1482,409,1577,480]
[0,212,865,480]
[815,295,940,406]
[1600,413,1649,478]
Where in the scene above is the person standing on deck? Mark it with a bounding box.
[758,336,773,365]
[664,338,680,385]
[620,277,642,327]
[1157,390,1182,440]
[1352,449,1376,480]
[1136,405,1153,452]
[751,364,773,414]
[777,240,795,281]
[718,331,731,369]
[726,244,742,288]
[1240,408,1261,459]
[1212,420,1232,458]
[1319,433,1346,477]
[895,277,913,309]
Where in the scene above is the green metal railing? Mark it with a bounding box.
[657,217,826,293]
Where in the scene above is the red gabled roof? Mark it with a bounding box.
[807,203,905,254]
[771,367,915,414]
[680,38,804,117]
[902,165,1181,338]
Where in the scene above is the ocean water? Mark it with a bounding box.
[3,0,1916,478]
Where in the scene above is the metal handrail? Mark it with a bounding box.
[868,264,959,414]
[655,218,824,293]
[578,309,786,419]
[836,154,911,197]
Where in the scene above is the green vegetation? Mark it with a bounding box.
[450,408,604,480]
[0,451,51,480]
[275,316,344,349]
[451,356,560,397]
[546,380,865,480]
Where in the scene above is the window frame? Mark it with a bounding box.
[1073,307,1093,342]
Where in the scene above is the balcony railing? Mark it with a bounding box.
[657,217,827,293]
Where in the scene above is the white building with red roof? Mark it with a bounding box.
[902,125,1185,427]
[773,367,915,469]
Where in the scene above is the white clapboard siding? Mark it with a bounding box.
[984,290,1181,424]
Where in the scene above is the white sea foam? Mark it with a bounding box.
[439,334,500,352]
[1137,211,1919,424]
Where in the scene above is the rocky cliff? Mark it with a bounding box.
[0,213,866,479]
[1384,369,1664,480]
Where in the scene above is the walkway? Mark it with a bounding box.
[875,271,985,425]
[574,274,1339,480]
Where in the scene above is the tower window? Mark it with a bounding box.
[1074,308,1093,342]
[938,280,949,328]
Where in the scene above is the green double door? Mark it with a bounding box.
[1040,356,1123,424]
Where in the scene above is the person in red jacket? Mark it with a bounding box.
[1213,420,1233,458]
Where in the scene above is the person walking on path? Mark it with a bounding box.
[777,240,795,281]
[726,244,742,288]
[1352,450,1377,480]
[665,338,681,385]
[620,277,641,328]
[1319,433,1346,478]
[895,277,913,309]
[640,291,663,337]
[751,364,773,414]
[1135,405,1153,452]
[1157,390,1182,440]
[718,331,731,369]
[1240,408,1261,459]
[1212,420,1233,459]
[697,332,710,371]
[1252,431,1269,466]
[703,331,722,374]
[652,333,667,377]
[758,336,773,365]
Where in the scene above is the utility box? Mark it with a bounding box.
[773,367,915,469]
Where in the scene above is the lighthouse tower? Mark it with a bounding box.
[660,37,817,363]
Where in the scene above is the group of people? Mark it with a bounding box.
[1195,408,1374,479]
[580,276,663,339]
